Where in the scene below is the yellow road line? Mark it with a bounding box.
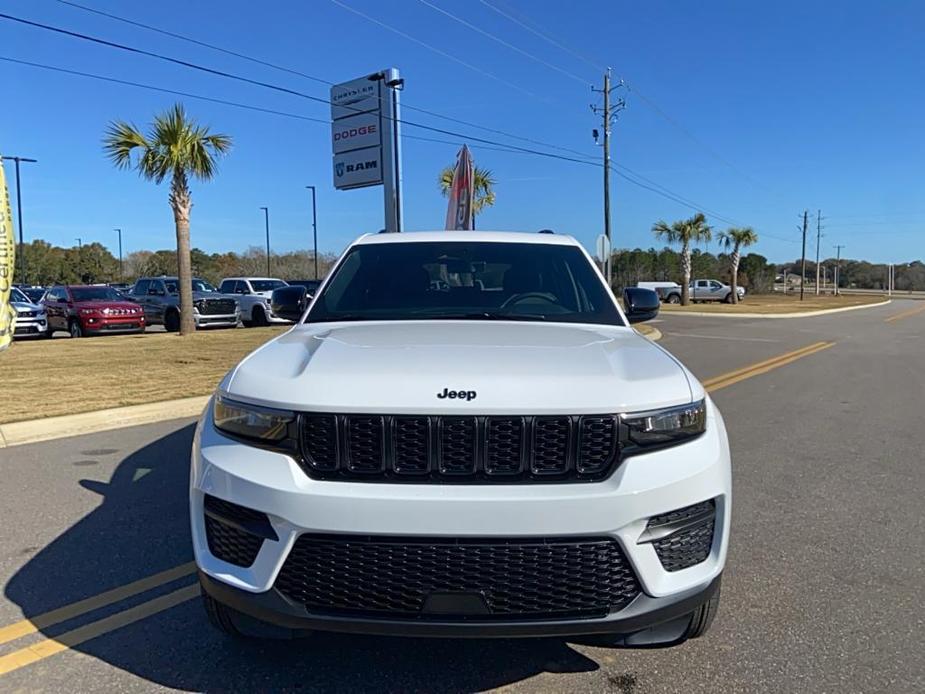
[706,341,835,392]
[0,561,196,646]
[700,341,832,388]
[884,303,925,323]
[0,583,199,677]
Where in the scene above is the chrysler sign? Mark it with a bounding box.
[330,76,381,121]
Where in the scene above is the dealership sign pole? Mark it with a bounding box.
[330,69,404,233]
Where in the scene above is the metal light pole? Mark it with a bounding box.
[3,156,38,285]
[260,207,270,276]
[306,186,318,279]
[75,237,82,281]
[114,228,123,282]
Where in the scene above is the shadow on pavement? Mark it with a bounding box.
[4,425,605,691]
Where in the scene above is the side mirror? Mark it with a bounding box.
[271,286,308,322]
[623,287,660,324]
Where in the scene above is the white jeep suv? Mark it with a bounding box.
[192,231,731,646]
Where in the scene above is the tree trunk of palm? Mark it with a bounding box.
[730,247,741,304]
[680,240,692,305]
[170,171,196,335]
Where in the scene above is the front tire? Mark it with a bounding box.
[251,305,268,327]
[684,581,721,639]
[202,592,243,637]
[68,319,84,338]
[164,310,181,333]
[667,294,681,304]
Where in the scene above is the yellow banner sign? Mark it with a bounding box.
[0,155,16,352]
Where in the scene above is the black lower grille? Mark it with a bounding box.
[275,535,641,620]
[203,495,274,568]
[647,500,716,572]
[298,413,621,483]
[197,298,236,315]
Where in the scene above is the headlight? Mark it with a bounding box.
[213,395,294,442]
[79,308,98,316]
[622,400,706,449]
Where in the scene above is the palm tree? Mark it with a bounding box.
[439,165,497,222]
[652,213,713,305]
[104,104,232,335]
[717,227,758,304]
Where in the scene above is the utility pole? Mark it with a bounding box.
[260,207,270,276]
[591,70,624,289]
[3,155,38,285]
[800,210,808,301]
[815,210,823,295]
[306,186,318,280]
[834,244,844,296]
[114,228,123,282]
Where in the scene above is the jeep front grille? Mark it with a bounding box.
[298,413,619,483]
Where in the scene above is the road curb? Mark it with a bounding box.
[636,326,662,341]
[0,395,210,448]
[660,299,891,319]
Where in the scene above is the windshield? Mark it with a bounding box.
[11,288,29,303]
[306,241,623,325]
[70,286,123,302]
[164,279,215,294]
[250,280,287,292]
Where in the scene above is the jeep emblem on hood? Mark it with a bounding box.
[437,388,477,401]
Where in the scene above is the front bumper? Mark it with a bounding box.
[81,315,145,333]
[13,316,46,337]
[191,397,731,636]
[194,312,239,328]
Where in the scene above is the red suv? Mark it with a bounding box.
[44,285,146,337]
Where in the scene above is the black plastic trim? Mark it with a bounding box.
[199,571,721,638]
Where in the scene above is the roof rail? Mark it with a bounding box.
[538,229,555,234]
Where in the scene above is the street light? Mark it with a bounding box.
[75,237,82,281]
[306,186,318,279]
[260,206,270,276]
[3,155,38,285]
[114,228,123,282]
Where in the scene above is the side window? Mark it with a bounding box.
[134,279,150,296]
[151,281,166,295]
[234,281,246,294]
[710,280,722,289]
[238,281,249,294]
[696,280,708,288]
[219,280,234,294]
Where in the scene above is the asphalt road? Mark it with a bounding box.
[1,299,923,692]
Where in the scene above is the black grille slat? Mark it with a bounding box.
[275,535,641,620]
[301,415,338,471]
[577,416,618,474]
[203,495,273,568]
[345,416,385,473]
[392,417,430,474]
[197,298,236,315]
[296,414,622,482]
[439,417,478,474]
[485,417,524,475]
[531,418,571,475]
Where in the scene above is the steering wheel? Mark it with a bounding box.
[500,292,559,309]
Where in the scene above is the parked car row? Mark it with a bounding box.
[9,276,321,339]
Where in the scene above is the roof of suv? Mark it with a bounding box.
[353,231,580,246]
[221,277,286,282]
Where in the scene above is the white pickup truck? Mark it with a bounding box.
[218,277,290,326]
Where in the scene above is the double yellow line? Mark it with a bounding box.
[884,304,925,323]
[0,563,198,676]
[0,341,838,677]
[703,341,835,392]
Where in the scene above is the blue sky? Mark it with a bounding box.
[2,0,923,264]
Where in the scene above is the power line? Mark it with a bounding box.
[479,0,606,72]
[53,0,600,162]
[480,0,756,184]
[327,0,542,100]
[414,0,591,86]
[0,13,763,239]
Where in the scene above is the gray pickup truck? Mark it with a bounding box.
[658,279,746,304]
[128,277,239,331]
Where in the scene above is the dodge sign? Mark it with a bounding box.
[331,112,381,155]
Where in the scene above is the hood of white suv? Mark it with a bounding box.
[223,321,697,414]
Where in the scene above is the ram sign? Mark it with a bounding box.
[332,147,383,189]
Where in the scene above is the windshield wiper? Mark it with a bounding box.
[410,311,547,321]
